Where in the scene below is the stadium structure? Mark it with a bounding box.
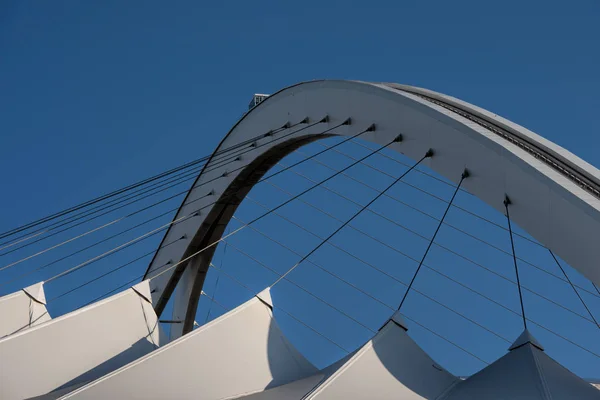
[1,80,600,399]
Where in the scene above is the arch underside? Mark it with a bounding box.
[143,80,600,337]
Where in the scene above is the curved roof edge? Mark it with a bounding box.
[382,82,600,199]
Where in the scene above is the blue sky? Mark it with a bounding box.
[1,0,600,379]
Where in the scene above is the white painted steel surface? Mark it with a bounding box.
[0,281,50,338]
[0,280,163,400]
[61,288,318,400]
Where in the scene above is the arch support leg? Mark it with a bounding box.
[169,259,201,340]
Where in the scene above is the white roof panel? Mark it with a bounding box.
[0,280,163,400]
[61,288,318,400]
[0,282,51,339]
[306,320,458,399]
[441,331,600,399]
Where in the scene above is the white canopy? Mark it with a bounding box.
[230,322,600,400]
[231,348,358,400]
[224,312,460,400]
[0,281,51,339]
[0,280,163,400]
[231,374,327,400]
[441,329,600,399]
[305,312,458,399]
[61,288,318,400]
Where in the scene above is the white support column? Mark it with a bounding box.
[169,257,201,340]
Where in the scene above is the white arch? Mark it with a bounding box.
[143,80,600,337]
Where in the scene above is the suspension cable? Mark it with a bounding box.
[273,160,600,305]
[0,118,325,264]
[295,147,547,275]
[223,236,392,311]
[1,124,351,299]
[1,118,327,271]
[200,292,228,321]
[0,207,179,287]
[504,196,527,330]
[79,192,600,363]
[84,231,600,363]
[0,121,297,242]
[549,250,600,329]
[272,144,427,286]
[47,235,185,303]
[10,115,580,310]
[0,160,205,241]
[0,144,248,251]
[320,140,542,249]
[44,211,199,283]
[145,124,378,283]
[226,213,598,361]
[205,262,489,364]
[346,139,472,195]
[143,120,369,279]
[0,190,209,274]
[0,120,304,256]
[167,256,492,361]
[0,163,204,251]
[0,175,203,259]
[259,176,600,325]
[121,144,445,336]
[308,144,598,296]
[7,116,597,363]
[16,123,363,291]
[402,314,489,365]
[398,169,469,310]
[227,213,511,344]
[200,266,351,354]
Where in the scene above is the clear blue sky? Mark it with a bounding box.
[1,0,599,379]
